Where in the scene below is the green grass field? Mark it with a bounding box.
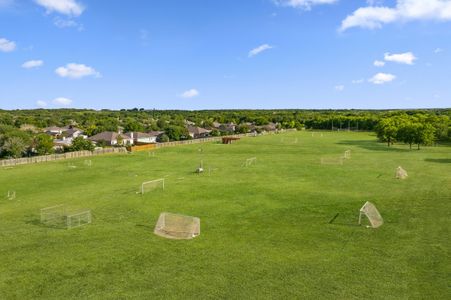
[1,131,450,299]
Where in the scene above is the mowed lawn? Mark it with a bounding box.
[0,131,450,299]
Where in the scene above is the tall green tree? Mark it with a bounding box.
[34,134,54,155]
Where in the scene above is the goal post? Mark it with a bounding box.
[66,210,92,229]
[141,178,165,194]
[242,157,257,167]
[343,150,351,159]
[395,166,408,179]
[40,204,66,225]
[154,212,200,239]
[6,190,16,200]
[84,160,92,167]
[359,201,383,228]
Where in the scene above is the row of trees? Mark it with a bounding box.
[0,124,94,159]
[375,113,448,149]
[1,109,450,158]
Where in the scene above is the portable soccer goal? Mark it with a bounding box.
[242,157,257,167]
[66,210,92,229]
[154,212,200,240]
[6,190,16,200]
[359,201,383,228]
[40,204,67,225]
[395,166,408,179]
[67,163,77,169]
[320,156,344,165]
[141,178,165,194]
[343,150,351,159]
[84,160,92,167]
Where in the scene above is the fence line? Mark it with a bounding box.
[156,129,297,148]
[0,129,297,167]
[0,147,127,167]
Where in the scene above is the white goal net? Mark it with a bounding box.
[6,190,16,200]
[141,178,165,194]
[84,160,92,167]
[359,201,383,228]
[395,166,408,179]
[154,212,200,240]
[40,204,66,225]
[242,157,257,167]
[343,150,351,159]
[66,210,92,229]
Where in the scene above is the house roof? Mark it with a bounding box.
[130,132,153,139]
[89,131,132,142]
[187,125,211,135]
[147,131,165,137]
[44,126,66,132]
[212,121,221,128]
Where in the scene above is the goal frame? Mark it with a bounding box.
[242,157,257,167]
[141,178,165,195]
[66,210,92,229]
[40,204,66,224]
[7,190,16,200]
[359,201,383,228]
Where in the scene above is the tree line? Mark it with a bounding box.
[0,108,449,159]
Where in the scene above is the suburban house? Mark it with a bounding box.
[262,122,278,132]
[54,129,88,147]
[187,125,211,139]
[89,131,134,146]
[212,121,222,129]
[218,122,236,133]
[44,126,67,137]
[147,131,165,142]
[129,132,160,144]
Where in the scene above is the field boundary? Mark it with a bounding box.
[0,147,127,167]
[156,129,296,149]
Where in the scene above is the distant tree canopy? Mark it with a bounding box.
[0,108,449,159]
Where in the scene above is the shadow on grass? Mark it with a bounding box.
[336,140,411,152]
[424,158,451,164]
[24,214,66,229]
[136,224,154,231]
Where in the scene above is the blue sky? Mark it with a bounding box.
[0,0,450,110]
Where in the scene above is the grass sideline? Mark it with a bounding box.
[0,131,450,299]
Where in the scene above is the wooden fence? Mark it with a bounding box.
[0,147,127,167]
[156,129,296,148]
[127,144,157,152]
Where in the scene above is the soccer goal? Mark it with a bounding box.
[395,166,408,179]
[6,190,16,200]
[242,157,257,167]
[67,163,77,169]
[154,212,200,240]
[66,210,92,229]
[343,150,351,159]
[141,178,165,194]
[359,201,383,228]
[320,156,343,165]
[40,204,66,225]
[84,160,92,167]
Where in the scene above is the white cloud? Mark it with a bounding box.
[180,89,199,98]
[22,60,44,69]
[248,44,273,57]
[273,0,337,10]
[352,79,365,84]
[55,63,100,79]
[384,52,417,64]
[369,72,396,84]
[0,38,16,52]
[36,100,47,107]
[334,85,345,91]
[35,0,84,17]
[374,60,385,67]
[434,47,444,53]
[54,17,84,30]
[52,97,72,106]
[340,0,451,31]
